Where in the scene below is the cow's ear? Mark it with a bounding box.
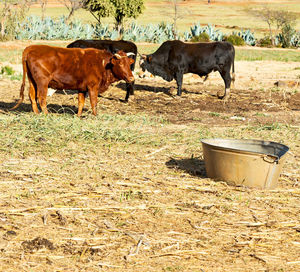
[147,56,152,63]
[111,57,117,65]
[128,58,134,64]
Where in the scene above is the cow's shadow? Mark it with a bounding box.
[120,82,207,97]
[165,157,207,178]
[0,101,80,115]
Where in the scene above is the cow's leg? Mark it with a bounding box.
[175,72,183,96]
[28,78,39,114]
[218,68,231,100]
[77,91,86,117]
[125,82,134,102]
[88,87,98,116]
[37,83,49,114]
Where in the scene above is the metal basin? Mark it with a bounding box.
[201,139,289,189]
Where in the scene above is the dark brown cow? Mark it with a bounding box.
[11,45,135,116]
[67,39,137,102]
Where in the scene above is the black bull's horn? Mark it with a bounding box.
[114,52,135,59]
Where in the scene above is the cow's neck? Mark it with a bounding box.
[99,69,118,92]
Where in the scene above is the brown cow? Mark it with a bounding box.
[11,45,135,116]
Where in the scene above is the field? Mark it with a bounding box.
[28,0,300,36]
[0,39,299,271]
[0,0,300,271]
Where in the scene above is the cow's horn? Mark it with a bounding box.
[126,52,135,57]
[114,53,122,59]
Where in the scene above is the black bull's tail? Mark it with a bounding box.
[231,46,235,86]
[10,49,28,110]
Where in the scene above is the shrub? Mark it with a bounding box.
[0,1,29,41]
[257,36,273,47]
[277,23,296,48]
[1,66,15,76]
[190,32,210,42]
[224,34,245,46]
[291,31,300,47]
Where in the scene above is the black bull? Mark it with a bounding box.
[140,40,235,98]
[67,39,137,101]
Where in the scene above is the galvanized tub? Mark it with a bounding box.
[201,139,289,189]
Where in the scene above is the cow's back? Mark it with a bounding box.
[24,45,111,91]
[67,40,137,70]
[67,39,136,53]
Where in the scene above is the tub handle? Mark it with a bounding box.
[263,154,279,164]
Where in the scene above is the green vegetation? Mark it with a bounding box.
[190,32,210,42]
[224,34,245,46]
[0,113,168,156]
[25,1,300,35]
[0,1,299,47]
[0,42,299,68]
[257,36,273,47]
[235,48,300,62]
[84,0,145,34]
[1,65,14,75]
[0,65,22,81]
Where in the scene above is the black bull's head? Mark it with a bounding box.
[139,54,174,82]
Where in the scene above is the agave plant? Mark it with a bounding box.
[204,24,223,41]
[16,15,96,40]
[123,22,145,41]
[290,31,300,47]
[94,24,110,39]
[183,31,192,41]
[237,29,256,46]
[190,22,205,37]
[190,23,223,42]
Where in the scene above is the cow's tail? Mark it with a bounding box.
[10,50,27,110]
[231,46,235,87]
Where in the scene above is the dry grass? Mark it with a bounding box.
[28,0,300,36]
[0,110,299,271]
[0,41,299,272]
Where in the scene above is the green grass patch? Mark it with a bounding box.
[137,44,300,62]
[209,112,221,117]
[0,112,217,160]
[0,42,299,65]
[0,113,171,156]
[235,48,300,62]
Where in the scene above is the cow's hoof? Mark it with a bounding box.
[217,91,226,99]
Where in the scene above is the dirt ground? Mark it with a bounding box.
[0,51,299,272]
[2,60,299,125]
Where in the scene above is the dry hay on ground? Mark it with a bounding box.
[0,59,299,271]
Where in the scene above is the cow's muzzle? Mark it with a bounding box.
[127,76,135,83]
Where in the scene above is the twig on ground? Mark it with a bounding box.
[145,146,168,158]
[249,253,267,264]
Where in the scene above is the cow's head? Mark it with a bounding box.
[139,54,151,73]
[110,51,135,83]
[139,54,173,82]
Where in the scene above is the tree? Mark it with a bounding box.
[273,10,297,48]
[166,0,189,39]
[111,0,145,34]
[247,6,298,47]
[84,0,145,34]
[247,6,275,45]
[0,0,33,40]
[83,0,114,25]
[38,0,48,20]
[58,0,85,21]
